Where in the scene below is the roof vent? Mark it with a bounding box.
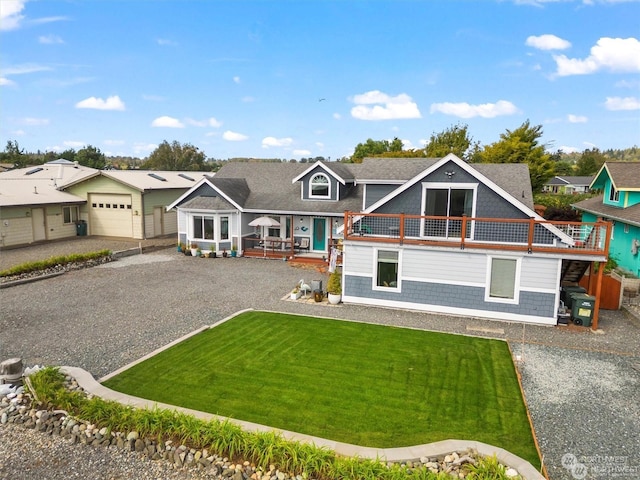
[34,186,38,194]
[178,173,195,181]
[26,167,44,175]
[148,173,167,182]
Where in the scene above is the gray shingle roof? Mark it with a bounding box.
[207,158,535,213]
[603,162,640,190]
[572,195,640,227]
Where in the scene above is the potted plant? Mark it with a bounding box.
[190,243,199,256]
[327,269,342,305]
[196,247,202,257]
[231,244,237,257]
[177,242,183,253]
[209,244,216,258]
[222,248,228,258]
[290,285,301,300]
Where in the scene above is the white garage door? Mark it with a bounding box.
[89,193,133,237]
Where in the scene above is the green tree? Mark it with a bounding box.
[59,148,76,162]
[76,145,107,169]
[476,120,555,192]
[350,137,404,163]
[424,123,478,161]
[575,148,606,176]
[0,140,27,168]
[142,140,206,170]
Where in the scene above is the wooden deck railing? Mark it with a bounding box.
[343,211,610,257]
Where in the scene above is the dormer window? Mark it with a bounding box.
[310,173,330,198]
[609,185,619,202]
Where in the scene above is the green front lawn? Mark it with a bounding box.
[103,311,540,467]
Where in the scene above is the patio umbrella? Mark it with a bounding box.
[248,216,281,256]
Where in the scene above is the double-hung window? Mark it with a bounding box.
[422,183,476,239]
[609,185,619,203]
[375,250,400,289]
[486,256,520,303]
[63,206,79,224]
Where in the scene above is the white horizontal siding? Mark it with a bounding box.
[403,248,486,284]
[521,257,560,291]
[343,243,373,275]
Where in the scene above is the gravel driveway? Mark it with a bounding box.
[1,240,639,479]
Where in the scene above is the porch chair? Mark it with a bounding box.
[296,237,310,253]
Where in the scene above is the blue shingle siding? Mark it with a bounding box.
[364,184,398,209]
[345,275,555,318]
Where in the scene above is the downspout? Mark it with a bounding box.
[141,192,146,239]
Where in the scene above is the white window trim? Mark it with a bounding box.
[308,173,331,199]
[63,206,79,225]
[190,213,231,242]
[609,184,619,202]
[484,255,521,305]
[420,182,478,240]
[372,247,402,292]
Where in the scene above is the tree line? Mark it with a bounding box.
[2,120,638,192]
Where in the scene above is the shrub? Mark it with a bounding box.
[327,269,341,295]
[0,250,112,277]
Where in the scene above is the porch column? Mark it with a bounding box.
[592,260,605,331]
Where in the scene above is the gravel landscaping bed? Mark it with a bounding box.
[1,244,639,479]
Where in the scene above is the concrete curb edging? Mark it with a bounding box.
[62,365,545,480]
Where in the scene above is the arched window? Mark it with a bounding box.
[310,174,330,198]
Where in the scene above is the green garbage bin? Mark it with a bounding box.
[571,294,595,327]
[76,220,87,236]
[562,285,586,310]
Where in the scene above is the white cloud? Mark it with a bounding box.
[241,96,255,103]
[333,113,341,120]
[133,143,157,155]
[1,63,52,86]
[430,100,519,118]
[553,37,640,76]
[558,145,581,154]
[151,116,185,128]
[262,136,293,148]
[38,34,64,44]
[233,76,241,84]
[604,96,640,110]
[11,129,25,136]
[526,34,571,50]
[64,140,85,148]
[293,149,311,156]
[21,117,49,126]
[103,139,124,146]
[184,117,222,128]
[350,90,422,120]
[0,0,26,31]
[223,130,248,141]
[568,114,588,123]
[76,95,126,111]
[156,38,178,46]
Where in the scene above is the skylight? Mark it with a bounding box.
[178,173,195,181]
[25,167,44,175]
[148,173,167,182]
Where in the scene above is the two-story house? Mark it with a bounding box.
[572,162,640,277]
[169,154,609,326]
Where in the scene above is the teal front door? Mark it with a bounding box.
[312,218,326,252]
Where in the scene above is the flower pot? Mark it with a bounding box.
[231,250,237,257]
[291,291,302,300]
[190,248,198,256]
[313,290,324,303]
[328,293,342,305]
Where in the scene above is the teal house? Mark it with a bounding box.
[572,162,640,277]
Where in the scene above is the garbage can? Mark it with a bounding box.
[571,294,595,327]
[76,220,87,236]
[562,285,586,310]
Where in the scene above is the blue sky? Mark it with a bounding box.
[1,0,639,161]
